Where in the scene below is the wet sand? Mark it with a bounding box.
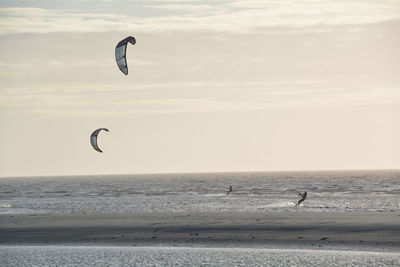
[1,212,399,250]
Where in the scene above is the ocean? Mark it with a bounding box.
[1,245,400,267]
[1,170,399,214]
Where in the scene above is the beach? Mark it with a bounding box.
[1,211,399,250]
[1,172,400,265]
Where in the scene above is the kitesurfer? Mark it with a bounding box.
[226,185,233,195]
[296,191,307,206]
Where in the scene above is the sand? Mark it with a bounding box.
[1,212,399,250]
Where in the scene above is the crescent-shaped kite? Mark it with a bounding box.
[90,128,109,153]
[115,36,136,75]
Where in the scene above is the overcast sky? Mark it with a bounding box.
[0,0,399,177]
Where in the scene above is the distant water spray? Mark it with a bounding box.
[263,202,297,208]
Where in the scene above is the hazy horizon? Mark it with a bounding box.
[1,168,399,179]
[1,0,399,177]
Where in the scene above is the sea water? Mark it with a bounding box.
[1,170,399,214]
[1,245,400,267]
[1,170,400,266]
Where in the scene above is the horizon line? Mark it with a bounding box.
[1,168,399,179]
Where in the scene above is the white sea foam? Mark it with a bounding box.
[203,193,228,197]
[264,201,297,208]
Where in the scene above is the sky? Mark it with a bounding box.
[0,0,399,177]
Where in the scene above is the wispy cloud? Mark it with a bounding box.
[1,81,399,117]
[1,0,399,35]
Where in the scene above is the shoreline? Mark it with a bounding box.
[1,211,399,251]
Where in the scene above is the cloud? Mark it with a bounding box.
[1,81,399,117]
[1,0,400,35]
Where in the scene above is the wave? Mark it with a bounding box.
[0,203,11,208]
[263,201,297,208]
[202,193,228,197]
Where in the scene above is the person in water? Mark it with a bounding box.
[296,191,307,206]
[226,185,233,195]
